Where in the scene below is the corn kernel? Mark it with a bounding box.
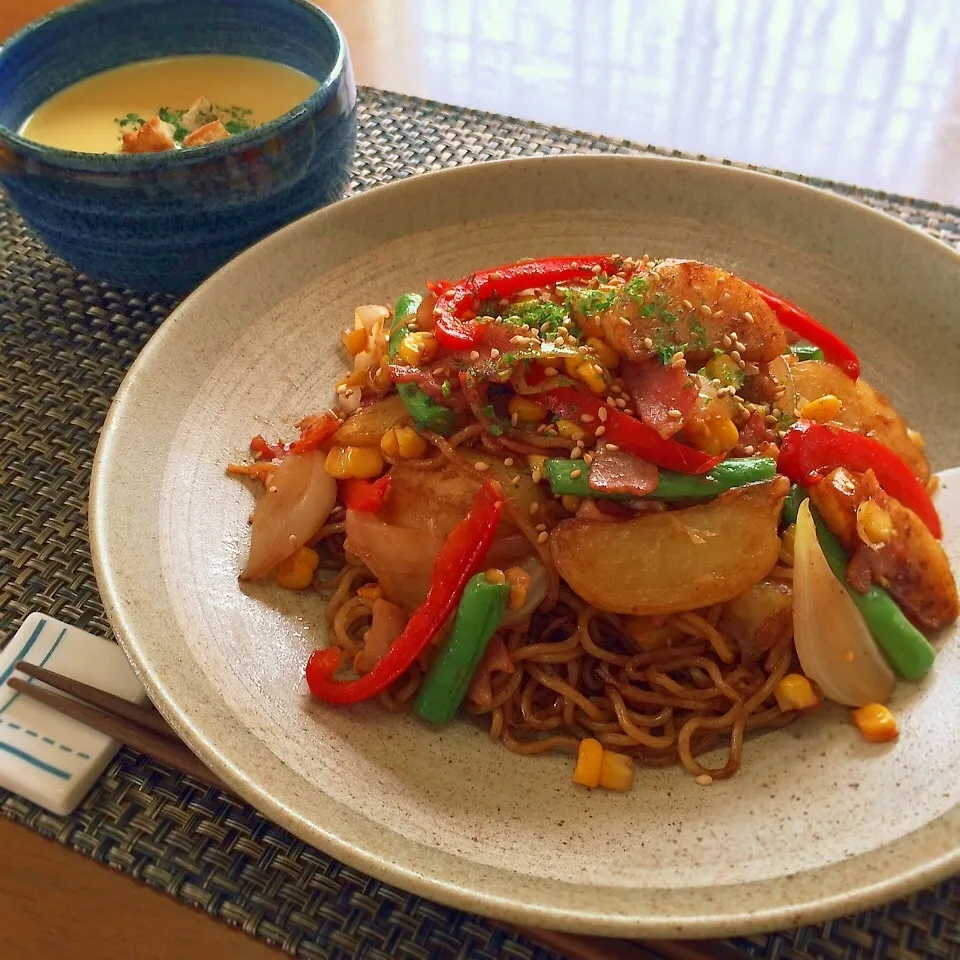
[572,737,604,788]
[505,566,531,610]
[556,418,585,442]
[586,336,620,369]
[484,567,507,585]
[274,547,320,590]
[325,445,384,479]
[564,355,608,395]
[857,500,893,547]
[800,394,842,422]
[561,495,581,513]
[704,352,742,388]
[508,396,548,422]
[356,583,383,601]
[381,425,427,459]
[598,750,635,791]
[397,331,439,366]
[341,328,368,357]
[852,703,898,743]
[774,674,818,711]
[684,417,739,456]
[526,453,547,475]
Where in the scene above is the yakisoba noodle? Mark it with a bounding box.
[232,255,957,790]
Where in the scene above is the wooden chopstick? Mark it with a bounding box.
[15,661,178,740]
[7,669,229,792]
[7,664,742,960]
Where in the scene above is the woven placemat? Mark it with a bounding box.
[2,87,959,960]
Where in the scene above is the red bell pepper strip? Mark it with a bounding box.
[541,387,722,475]
[433,255,623,351]
[340,476,391,512]
[748,281,860,380]
[779,420,941,538]
[250,434,283,461]
[287,412,341,455]
[305,480,505,703]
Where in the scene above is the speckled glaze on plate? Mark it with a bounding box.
[89,156,960,938]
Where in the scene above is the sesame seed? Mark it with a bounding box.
[605,443,620,451]
[474,461,490,472]
[744,311,754,323]
[594,424,607,437]
[696,774,713,786]
[537,531,549,544]
[700,304,712,317]
[721,334,732,348]
[570,468,582,479]
[504,457,515,467]
[667,408,682,419]
[571,447,584,459]
[535,523,547,532]
[512,475,522,484]
[620,317,631,326]
[598,407,608,422]
[580,413,595,423]
[606,395,617,406]
[611,384,623,394]
[490,348,500,359]
[615,398,627,408]
[712,310,724,319]
[642,337,654,349]
[682,299,693,311]
[738,359,746,370]
[511,413,519,426]
[336,383,347,395]
[529,502,540,514]
[743,445,755,455]
[469,350,480,361]
[717,275,726,284]
[591,264,602,275]
[545,367,559,377]
[730,350,742,362]
[268,485,279,494]
[532,468,543,482]
[289,534,298,546]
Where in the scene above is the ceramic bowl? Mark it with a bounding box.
[0,0,356,293]
[90,156,960,937]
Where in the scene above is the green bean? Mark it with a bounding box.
[811,505,935,680]
[414,573,509,724]
[543,457,777,501]
[782,484,807,526]
[390,293,454,435]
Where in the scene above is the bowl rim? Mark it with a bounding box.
[89,153,960,938]
[0,0,350,169]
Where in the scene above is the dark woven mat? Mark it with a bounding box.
[1,87,958,960]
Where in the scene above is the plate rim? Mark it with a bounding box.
[89,153,960,938]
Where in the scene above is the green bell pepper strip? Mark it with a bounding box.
[781,483,808,526]
[789,343,826,362]
[389,293,455,436]
[543,457,777,501]
[413,572,510,724]
[810,505,935,681]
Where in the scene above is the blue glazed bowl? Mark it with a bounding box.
[0,0,356,293]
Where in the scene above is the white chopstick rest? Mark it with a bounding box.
[0,613,147,815]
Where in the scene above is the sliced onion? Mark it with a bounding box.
[241,450,337,580]
[793,500,895,706]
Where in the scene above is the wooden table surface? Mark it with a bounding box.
[2,1,958,958]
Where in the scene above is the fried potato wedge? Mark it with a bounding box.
[549,476,789,615]
[809,467,957,630]
[791,360,930,483]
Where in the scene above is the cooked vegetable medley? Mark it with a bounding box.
[229,254,957,789]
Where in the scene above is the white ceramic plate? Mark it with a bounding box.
[90,156,960,938]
